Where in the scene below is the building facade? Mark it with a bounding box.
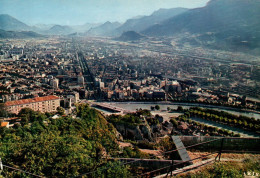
[5,95,60,115]
[50,78,59,89]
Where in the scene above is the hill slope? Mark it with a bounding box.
[144,0,260,36]
[0,29,42,38]
[112,8,188,36]
[0,104,124,177]
[45,25,74,35]
[0,14,31,31]
[143,0,260,52]
[86,21,121,36]
[114,31,145,41]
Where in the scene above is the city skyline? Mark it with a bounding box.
[0,0,209,25]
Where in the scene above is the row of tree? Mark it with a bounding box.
[108,98,259,111]
[171,115,240,137]
[187,107,260,132]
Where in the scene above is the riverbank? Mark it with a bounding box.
[103,101,260,120]
[189,117,260,138]
[92,101,260,138]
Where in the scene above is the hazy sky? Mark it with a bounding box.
[0,0,210,25]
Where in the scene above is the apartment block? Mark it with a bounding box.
[5,95,60,115]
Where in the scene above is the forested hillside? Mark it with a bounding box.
[0,104,129,177]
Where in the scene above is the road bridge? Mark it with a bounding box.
[92,102,133,114]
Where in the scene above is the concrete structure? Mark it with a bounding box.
[5,95,60,114]
[51,78,59,89]
[77,75,84,85]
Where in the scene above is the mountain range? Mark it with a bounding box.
[0,7,189,36]
[143,0,260,36]
[45,25,74,35]
[111,7,188,36]
[0,29,42,38]
[142,0,260,52]
[86,21,121,36]
[0,0,260,53]
[0,14,101,36]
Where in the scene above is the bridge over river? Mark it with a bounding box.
[91,102,133,114]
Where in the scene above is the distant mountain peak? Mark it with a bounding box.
[85,21,121,36]
[142,0,260,54]
[0,14,31,31]
[131,15,146,20]
[0,14,12,17]
[46,25,74,35]
[50,25,69,29]
[143,0,260,36]
[112,7,188,36]
[114,31,145,41]
[104,21,112,24]
[0,14,16,19]
[151,7,188,16]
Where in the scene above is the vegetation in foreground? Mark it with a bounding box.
[176,157,260,178]
[0,104,130,177]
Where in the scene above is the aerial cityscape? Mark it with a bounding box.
[0,0,259,177]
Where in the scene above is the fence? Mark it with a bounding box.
[179,136,260,152]
[2,136,259,177]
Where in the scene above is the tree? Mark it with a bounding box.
[0,103,9,117]
[243,121,248,127]
[155,105,160,110]
[56,106,65,115]
[0,104,120,177]
[18,108,47,125]
[170,118,178,127]
[94,161,130,178]
[185,112,190,118]
[18,108,35,125]
[136,109,151,117]
[150,106,155,111]
[177,106,184,111]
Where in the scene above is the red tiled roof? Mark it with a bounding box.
[1,122,9,127]
[5,95,59,106]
